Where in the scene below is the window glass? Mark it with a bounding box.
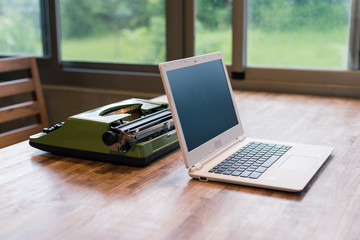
[196,0,233,63]
[0,0,43,56]
[247,0,351,69]
[59,0,165,64]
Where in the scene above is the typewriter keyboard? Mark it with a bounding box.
[209,142,292,179]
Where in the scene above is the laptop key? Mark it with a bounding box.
[262,155,280,168]
[249,172,262,179]
[240,170,252,177]
[255,166,268,173]
[231,171,242,176]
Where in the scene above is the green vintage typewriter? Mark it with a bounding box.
[29,98,179,166]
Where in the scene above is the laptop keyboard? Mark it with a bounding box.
[209,142,292,179]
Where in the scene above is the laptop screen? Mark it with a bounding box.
[167,59,238,151]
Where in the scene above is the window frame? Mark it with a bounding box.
[1,0,360,98]
[36,0,172,95]
[229,0,360,98]
[348,0,360,70]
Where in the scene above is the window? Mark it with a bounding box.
[195,0,233,64]
[59,0,166,64]
[247,0,351,70]
[0,0,44,56]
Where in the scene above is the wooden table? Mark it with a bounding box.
[1,91,360,240]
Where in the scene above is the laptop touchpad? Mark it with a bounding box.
[279,155,318,172]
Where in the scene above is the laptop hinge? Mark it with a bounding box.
[193,162,203,171]
[190,136,246,172]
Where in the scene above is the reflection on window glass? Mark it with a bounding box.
[196,0,232,63]
[247,0,351,69]
[59,0,165,64]
[0,0,43,56]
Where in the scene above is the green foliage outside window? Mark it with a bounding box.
[196,0,233,63]
[247,0,351,69]
[0,0,42,56]
[60,0,166,64]
[249,0,349,31]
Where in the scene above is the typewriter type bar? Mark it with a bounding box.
[102,109,175,152]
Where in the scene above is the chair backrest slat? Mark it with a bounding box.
[0,57,31,72]
[0,78,35,98]
[0,101,39,124]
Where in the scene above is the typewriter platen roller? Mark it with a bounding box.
[29,98,179,166]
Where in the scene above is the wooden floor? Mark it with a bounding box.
[1,91,360,240]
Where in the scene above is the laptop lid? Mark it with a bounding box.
[159,52,244,168]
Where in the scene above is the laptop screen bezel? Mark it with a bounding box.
[159,52,245,168]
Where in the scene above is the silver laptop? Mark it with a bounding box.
[159,52,334,192]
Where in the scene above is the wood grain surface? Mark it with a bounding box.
[1,91,359,240]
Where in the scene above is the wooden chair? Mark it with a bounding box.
[0,57,48,148]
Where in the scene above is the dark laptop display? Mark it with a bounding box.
[167,59,238,151]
